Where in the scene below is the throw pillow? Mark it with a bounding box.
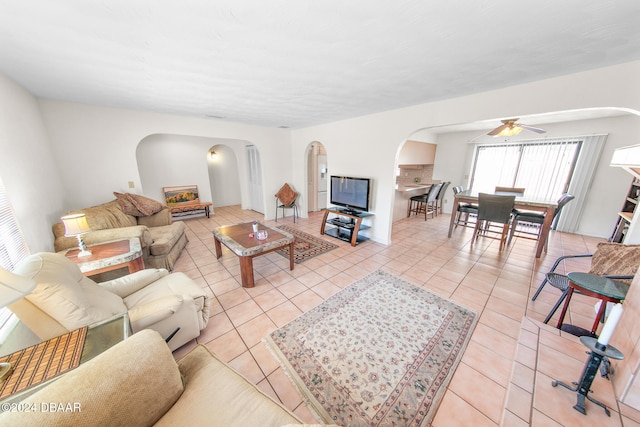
[113,192,141,217]
[126,193,165,216]
[275,183,297,207]
[113,192,164,217]
[589,242,640,285]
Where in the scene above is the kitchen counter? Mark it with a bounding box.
[396,184,431,192]
[393,184,432,221]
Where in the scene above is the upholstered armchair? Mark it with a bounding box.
[8,253,210,351]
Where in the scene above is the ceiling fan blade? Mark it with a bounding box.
[519,124,546,134]
[487,124,508,136]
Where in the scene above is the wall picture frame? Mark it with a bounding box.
[163,185,201,206]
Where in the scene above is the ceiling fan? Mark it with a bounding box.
[487,118,546,137]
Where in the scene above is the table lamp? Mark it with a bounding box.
[0,267,36,382]
[61,213,92,257]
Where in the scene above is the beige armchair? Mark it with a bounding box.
[9,253,210,351]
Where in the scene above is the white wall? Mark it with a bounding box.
[136,134,245,207]
[292,61,640,244]
[2,60,640,252]
[0,74,66,252]
[38,100,293,220]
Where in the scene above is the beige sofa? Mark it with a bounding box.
[0,329,306,427]
[52,198,188,271]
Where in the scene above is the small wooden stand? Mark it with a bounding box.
[168,202,212,219]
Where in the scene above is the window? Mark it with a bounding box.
[0,177,30,342]
[470,139,582,201]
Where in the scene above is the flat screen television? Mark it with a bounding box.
[330,176,371,213]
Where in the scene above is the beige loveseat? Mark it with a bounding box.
[52,197,188,271]
[0,329,305,427]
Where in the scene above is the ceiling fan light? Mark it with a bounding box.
[496,126,523,137]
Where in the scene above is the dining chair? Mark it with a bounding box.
[508,193,575,250]
[531,242,640,324]
[494,186,526,196]
[473,193,515,251]
[434,181,450,216]
[452,186,478,228]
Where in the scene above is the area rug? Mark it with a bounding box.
[276,224,338,264]
[263,270,478,426]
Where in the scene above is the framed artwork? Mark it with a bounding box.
[163,185,200,206]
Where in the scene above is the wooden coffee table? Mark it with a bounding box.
[212,222,294,288]
[65,238,145,277]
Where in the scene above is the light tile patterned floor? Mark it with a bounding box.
[170,205,627,426]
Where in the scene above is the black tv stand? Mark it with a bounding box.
[320,208,373,246]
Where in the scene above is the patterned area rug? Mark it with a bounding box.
[276,224,338,264]
[263,270,478,426]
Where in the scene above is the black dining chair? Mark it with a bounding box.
[508,193,575,250]
[473,193,515,251]
[452,186,478,228]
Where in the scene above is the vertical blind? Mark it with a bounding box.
[471,139,582,201]
[0,177,30,340]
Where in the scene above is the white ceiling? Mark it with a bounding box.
[1,0,639,129]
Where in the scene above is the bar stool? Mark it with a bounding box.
[408,183,442,220]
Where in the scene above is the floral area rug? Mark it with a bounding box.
[276,224,338,264]
[263,270,478,426]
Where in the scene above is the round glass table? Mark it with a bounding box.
[556,272,629,336]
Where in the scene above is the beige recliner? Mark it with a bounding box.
[9,252,210,351]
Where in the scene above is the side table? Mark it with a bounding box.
[0,313,131,403]
[66,238,144,277]
[556,272,628,336]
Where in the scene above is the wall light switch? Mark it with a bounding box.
[128,181,135,188]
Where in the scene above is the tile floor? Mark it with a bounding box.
[169,205,624,426]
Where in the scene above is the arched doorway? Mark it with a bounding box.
[207,144,241,208]
[306,142,328,212]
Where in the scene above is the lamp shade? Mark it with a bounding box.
[0,267,36,308]
[497,126,523,137]
[61,213,91,237]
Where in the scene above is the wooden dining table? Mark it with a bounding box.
[448,190,558,258]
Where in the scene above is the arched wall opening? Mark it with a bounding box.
[207,144,241,208]
[136,133,265,214]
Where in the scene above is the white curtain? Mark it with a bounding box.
[556,134,608,232]
[245,145,264,214]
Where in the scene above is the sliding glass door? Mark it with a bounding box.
[470,139,582,201]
